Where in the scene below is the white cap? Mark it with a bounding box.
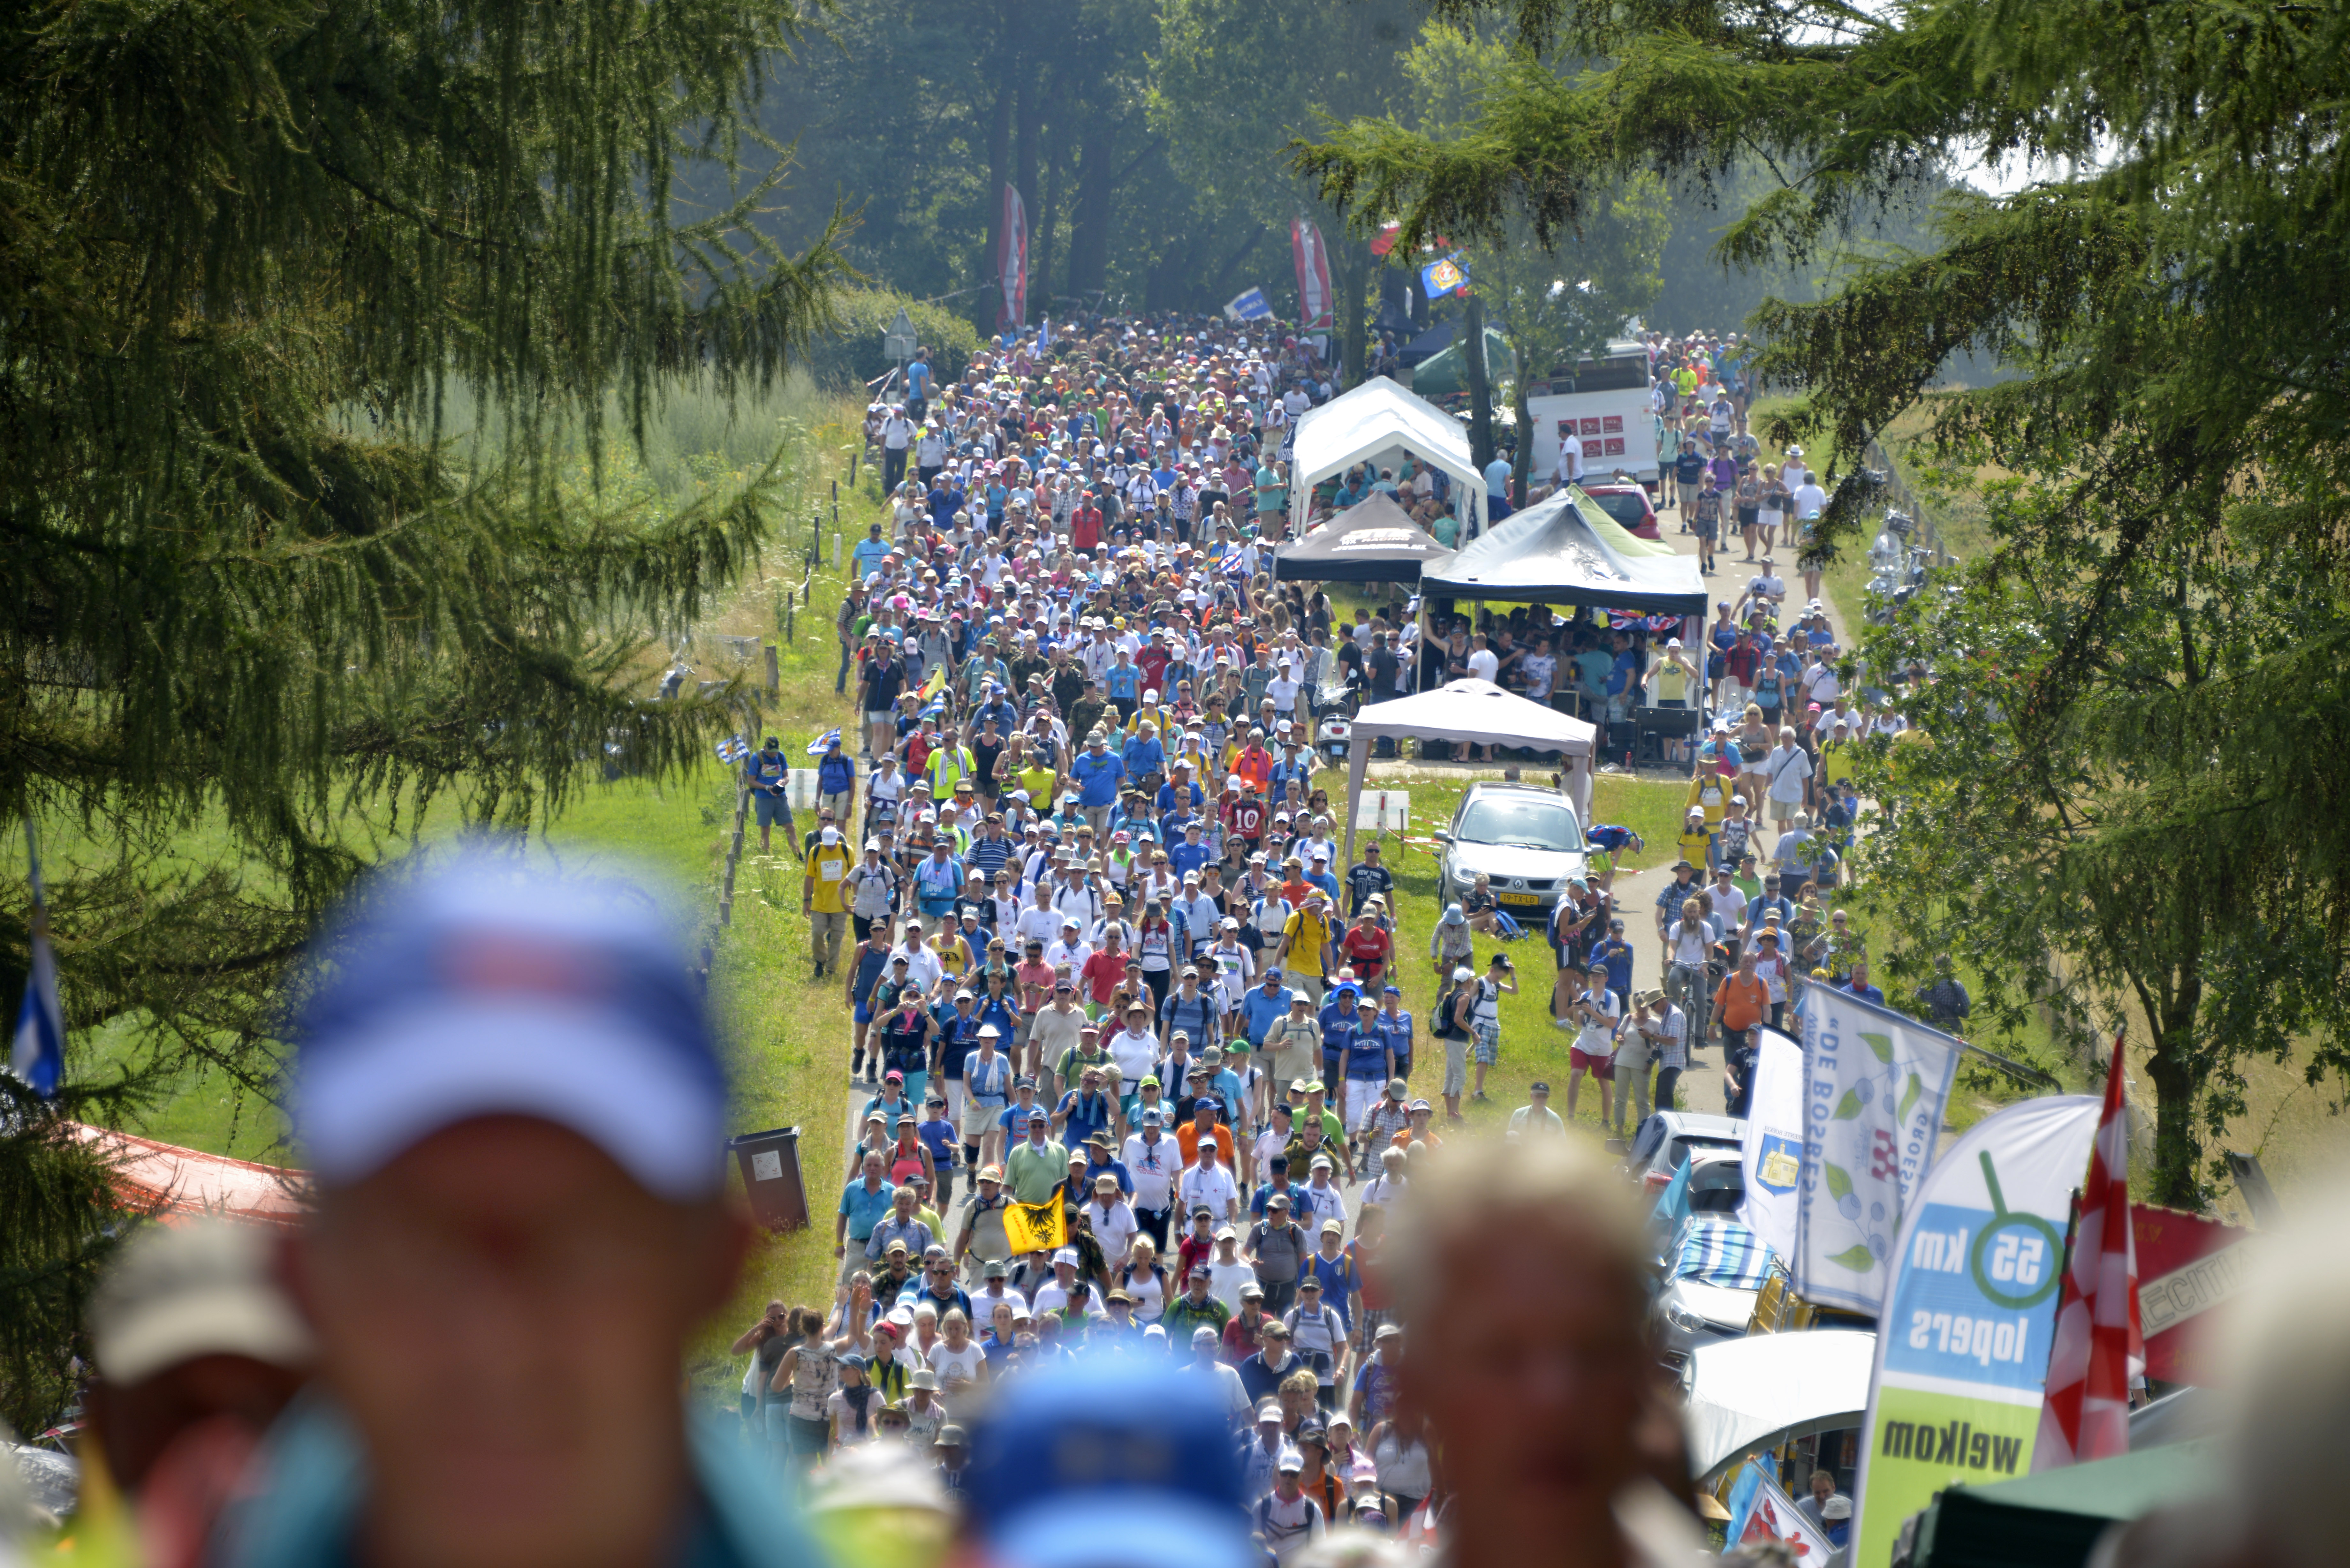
[90,1218,313,1384]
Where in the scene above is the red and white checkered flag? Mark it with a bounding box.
[2031,1031,2144,1470]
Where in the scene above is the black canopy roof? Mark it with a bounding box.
[1272,493,1456,584]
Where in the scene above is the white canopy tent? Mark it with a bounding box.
[1340,680,1595,864]
[1680,1330,1878,1486]
[1288,378,1488,539]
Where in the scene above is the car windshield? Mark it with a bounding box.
[1455,796,1583,851]
[1592,492,1647,527]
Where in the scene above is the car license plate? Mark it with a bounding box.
[1499,892,1543,907]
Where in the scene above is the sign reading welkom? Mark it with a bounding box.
[1850,1095,2101,1568]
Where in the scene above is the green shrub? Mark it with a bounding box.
[801,288,979,394]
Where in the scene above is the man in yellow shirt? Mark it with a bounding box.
[1275,889,1337,1002]
[1819,719,1860,795]
[803,824,856,979]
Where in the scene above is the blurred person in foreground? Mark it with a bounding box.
[953,1357,1251,1568]
[2098,1159,2350,1568]
[223,853,823,1568]
[1386,1135,1699,1567]
[72,1218,313,1568]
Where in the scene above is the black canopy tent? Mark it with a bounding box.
[1272,493,1456,584]
[1419,489,1708,617]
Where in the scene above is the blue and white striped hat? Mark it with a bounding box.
[290,852,725,1200]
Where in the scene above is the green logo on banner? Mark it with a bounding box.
[1967,1150,2064,1310]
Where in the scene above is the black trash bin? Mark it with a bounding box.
[727,1126,809,1232]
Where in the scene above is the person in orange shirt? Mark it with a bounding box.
[1174,1097,1238,1166]
[1233,729,1275,794]
[1276,856,1314,911]
[1712,947,1772,1119]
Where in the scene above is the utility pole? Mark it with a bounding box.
[1463,291,1496,477]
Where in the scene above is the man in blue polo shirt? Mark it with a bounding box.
[1169,821,1213,882]
[836,1149,896,1273]
[1070,733,1126,837]
[1838,955,1887,1006]
[1239,970,1298,1052]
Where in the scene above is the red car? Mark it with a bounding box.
[1581,482,1663,540]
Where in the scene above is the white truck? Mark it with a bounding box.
[1525,339,1659,488]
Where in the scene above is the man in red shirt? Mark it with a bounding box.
[1223,782,1268,850]
[1724,629,1762,703]
[1137,630,1172,694]
[1081,927,1133,1011]
[1071,494,1104,552]
[1340,910,1393,984]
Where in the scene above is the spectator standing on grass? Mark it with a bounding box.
[1921,954,1972,1032]
[803,825,853,980]
[743,736,798,857]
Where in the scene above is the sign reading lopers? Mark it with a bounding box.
[1850,1095,2101,1568]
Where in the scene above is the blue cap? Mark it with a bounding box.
[290,852,725,1201]
[963,1360,1250,1568]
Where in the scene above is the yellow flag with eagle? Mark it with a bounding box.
[1001,1199,1066,1255]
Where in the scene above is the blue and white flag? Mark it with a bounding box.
[1740,1026,1806,1265]
[11,829,64,1099]
[805,728,843,757]
[1420,255,1468,300]
[1224,288,1274,322]
[715,735,750,764]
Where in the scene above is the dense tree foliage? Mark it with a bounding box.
[1295,0,2350,1202]
[732,0,1294,325]
[1400,21,1666,495]
[0,0,845,1430]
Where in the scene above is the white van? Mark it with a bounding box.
[1526,340,1659,487]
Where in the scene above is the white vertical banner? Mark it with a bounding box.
[1851,1096,2100,1568]
[1794,986,1965,1315]
[1740,1027,1805,1264]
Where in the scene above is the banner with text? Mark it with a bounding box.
[1794,986,1965,1314]
[1851,1095,2100,1568]
[1741,1027,1805,1264]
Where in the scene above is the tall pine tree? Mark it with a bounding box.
[1292,0,2350,1202]
[0,0,846,1431]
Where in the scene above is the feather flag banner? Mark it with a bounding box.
[9,824,64,1099]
